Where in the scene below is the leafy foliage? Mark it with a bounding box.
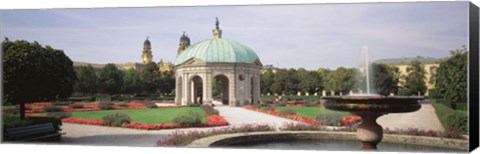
[102,113,131,126]
[2,39,76,119]
[372,63,399,96]
[172,111,202,125]
[324,67,356,95]
[74,65,97,95]
[98,64,124,95]
[435,46,468,109]
[432,102,467,132]
[98,101,114,110]
[141,62,161,94]
[402,61,427,95]
[316,114,342,126]
[43,106,65,112]
[122,68,143,95]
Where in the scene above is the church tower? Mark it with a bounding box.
[142,37,153,64]
[177,32,191,56]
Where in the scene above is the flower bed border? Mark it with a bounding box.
[243,105,361,126]
[60,114,229,130]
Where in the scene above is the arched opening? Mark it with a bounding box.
[213,75,229,105]
[191,76,203,104]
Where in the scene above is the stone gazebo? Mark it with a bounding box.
[174,18,262,106]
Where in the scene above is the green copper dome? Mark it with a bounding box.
[175,38,260,65]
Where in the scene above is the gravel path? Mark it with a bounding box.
[377,103,445,131]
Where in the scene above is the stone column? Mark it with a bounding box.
[228,74,236,106]
[253,74,261,104]
[203,73,212,105]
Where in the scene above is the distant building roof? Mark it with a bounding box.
[374,56,442,65]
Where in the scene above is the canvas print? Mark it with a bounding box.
[1,1,475,153]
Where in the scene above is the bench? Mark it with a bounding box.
[5,123,63,141]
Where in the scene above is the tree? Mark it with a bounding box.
[74,65,97,95]
[98,63,124,95]
[140,62,161,94]
[271,69,293,95]
[260,69,275,94]
[435,46,468,109]
[324,67,356,95]
[402,61,427,95]
[122,68,143,95]
[372,63,399,96]
[298,70,323,95]
[3,39,76,119]
[159,69,175,95]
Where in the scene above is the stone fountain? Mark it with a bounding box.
[324,46,424,150]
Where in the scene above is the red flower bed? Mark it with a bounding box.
[342,115,362,126]
[61,115,229,130]
[243,105,360,126]
[243,106,316,124]
[62,118,104,125]
[63,107,102,112]
[26,102,52,106]
[25,108,45,113]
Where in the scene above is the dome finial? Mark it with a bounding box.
[213,17,222,39]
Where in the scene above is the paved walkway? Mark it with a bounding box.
[377,103,445,131]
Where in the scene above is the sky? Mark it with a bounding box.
[0,1,470,70]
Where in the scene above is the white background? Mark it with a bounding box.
[0,0,479,154]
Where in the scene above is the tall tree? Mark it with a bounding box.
[402,61,427,95]
[324,67,356,95]
[74,65,97,95]
[3,39,76,119]
[98,63,124,96]
[260,69,275,95]
[435,46,468,109]
[160,69,175,95]
[122,68,143,95]
[140,62,161,94]
[372,63,399,96]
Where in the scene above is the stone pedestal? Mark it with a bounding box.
[355,112,384,150]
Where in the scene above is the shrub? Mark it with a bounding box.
[52,101,73,106]
[102,114,131,126]
[173,111,202,125]
[201,105,219,115]
[144,102,158,108]
[279,108,296,115]
[432,102,468,132]
[98,102,114,110]
[316,114,342,126]
[277,101,287,107]
[43,106,64,112]
[47,112,72,119]
[303,102,317,107]
[69,104,84,109]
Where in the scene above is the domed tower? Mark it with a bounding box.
[174,18,262,107]
[177,32,191,56]
[142,37,153,64]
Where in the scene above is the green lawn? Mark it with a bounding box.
[69,107,207,124]
[275,106,351,118]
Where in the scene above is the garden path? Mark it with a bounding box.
[377,103,445,131]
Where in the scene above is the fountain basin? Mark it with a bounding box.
[187,131,467,152]
[323,95,424,149]
[323,95,424,113]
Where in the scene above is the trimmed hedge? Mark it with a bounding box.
[172,111,202,125]
[102,114,131,126]
[432,102,467,132]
